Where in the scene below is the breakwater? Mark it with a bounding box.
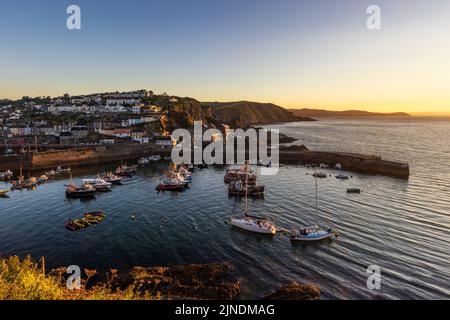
[279,150,409,178]
[0,144,168,171]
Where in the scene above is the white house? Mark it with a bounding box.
[106,98,140,106]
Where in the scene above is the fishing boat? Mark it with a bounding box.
[102,172,123,184]
[82,178,112,191]
[228,180,265,197]
[66,183,96,198]
[336,174,349,180]
[115,164,137,177]
[224,165,257,185]
[290,169,336,242]
[138,158,150,165]
[155,178,186,191]
[230,163,277,235]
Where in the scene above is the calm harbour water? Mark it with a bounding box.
[1,117,449,299]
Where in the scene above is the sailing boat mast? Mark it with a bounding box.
[245,161,249,215]
[314,167,319,227]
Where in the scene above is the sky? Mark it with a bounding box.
[0,0,450,113]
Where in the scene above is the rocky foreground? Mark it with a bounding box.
[116,262,320,300]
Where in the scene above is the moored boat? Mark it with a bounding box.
[312,172,328,178]
[102,172,123,184]
[224,165,257,185]
[66,183,96,198]
[228,181,265,197]
[336,174,349,180]
[148,155,162,161]
[290,226,334,242]
[291,168,338,243]
[155,179,185,191]
[82,178,112,191]
[0,169,13,179]
[230,216,277,235]
[56,166,71,173]
[138,158,150,165]
[347,188,362,194]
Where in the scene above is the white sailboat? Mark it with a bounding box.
[290,168,336,242]
[230,163,277,235]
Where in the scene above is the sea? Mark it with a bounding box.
[0,117,449,299]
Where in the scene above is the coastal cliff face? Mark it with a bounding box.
[202,101,308,128]
[164,98,213,130]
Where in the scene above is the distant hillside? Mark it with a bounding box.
[289,108,410,117]
[202,101,314,128]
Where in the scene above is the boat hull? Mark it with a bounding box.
[230,219,276,235]
[290,231,332,242]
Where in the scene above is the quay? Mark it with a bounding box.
[0,144,409,179]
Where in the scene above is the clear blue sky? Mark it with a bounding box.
[1,0,450,112]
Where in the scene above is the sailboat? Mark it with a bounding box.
[290,168,336,242]
[230,162,277,235]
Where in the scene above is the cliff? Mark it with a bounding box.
[289,108,410,117]
[202,101,314,128]
[163,97,213,130]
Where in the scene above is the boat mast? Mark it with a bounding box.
[245,161,248,215]
[315,167,319,227]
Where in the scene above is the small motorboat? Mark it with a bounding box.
[312,172,328,178]
[38,174,49,183]
[56,166,71,173]
[0,169,13,179]
[335,163,343,170]
[138,158,150,165]
[347,188,362,194]
[45,170,57,176]
[336,174,349,180]
[319,163,329,169]
[0,189,9,196]
[148,155,162,161]
[290,226,335,242]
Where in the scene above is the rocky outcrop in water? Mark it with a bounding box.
[263,282,320,300]
[118,262,240,300]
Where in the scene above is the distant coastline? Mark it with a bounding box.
[288,108,410,118]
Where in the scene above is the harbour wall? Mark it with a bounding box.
[0,144,169,171]
[278,151,409,178]
[0,145,409,178]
